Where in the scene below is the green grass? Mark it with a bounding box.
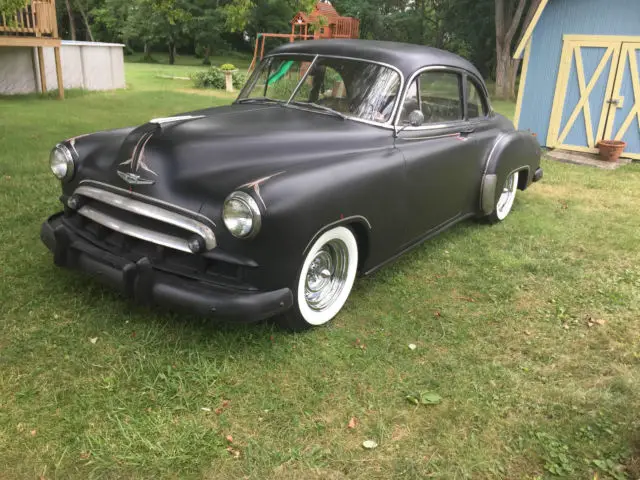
[1,60,639,479]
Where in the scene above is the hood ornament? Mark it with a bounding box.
[117,130,158,186]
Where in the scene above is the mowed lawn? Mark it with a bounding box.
[1,59,639,480]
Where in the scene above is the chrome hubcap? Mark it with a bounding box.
[305,239,349,311]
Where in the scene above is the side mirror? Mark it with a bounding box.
[408,110,424,127]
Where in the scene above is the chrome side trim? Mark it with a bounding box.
[74,185,217,250]
[77,205,195,253]
[78,180,216,228]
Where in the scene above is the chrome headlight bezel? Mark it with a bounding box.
[222,191,262,239]
[49,144,75,182]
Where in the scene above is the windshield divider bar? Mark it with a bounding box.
[287,55,318,104]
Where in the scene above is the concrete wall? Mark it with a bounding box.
[517,0,640,144]
[0,41,126,95]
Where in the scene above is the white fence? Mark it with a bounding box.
[0,40,125,95]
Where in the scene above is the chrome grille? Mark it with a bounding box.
[71,185,216,254]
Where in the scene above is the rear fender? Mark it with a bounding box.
[479,131,541,215]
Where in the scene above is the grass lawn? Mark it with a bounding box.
[1,59,639,480]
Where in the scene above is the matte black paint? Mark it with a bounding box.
[42,40,542,320]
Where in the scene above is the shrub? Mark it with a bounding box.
[220,63,237,71]
[232,71,246,90]
[192,66,247,90]
[191,67,225,89]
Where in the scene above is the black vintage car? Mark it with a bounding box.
[41,40,542,330]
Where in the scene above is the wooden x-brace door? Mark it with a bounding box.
[604,43,640,160]
[547,37,621,153]
[548,35,640,158]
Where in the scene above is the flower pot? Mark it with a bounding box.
[597,140,627,162]
[223,69,238,93]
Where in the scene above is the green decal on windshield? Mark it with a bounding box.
[267,60,294,86]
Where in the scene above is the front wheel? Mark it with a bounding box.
[277,226,358,331]
[487,171,519,223]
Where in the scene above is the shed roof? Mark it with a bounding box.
[269,39,483,80]
[513,0,550,58]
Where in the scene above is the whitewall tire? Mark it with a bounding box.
[278,226,358,330]
[489,171,519,223]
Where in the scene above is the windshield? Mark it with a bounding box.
[237,55,402,124]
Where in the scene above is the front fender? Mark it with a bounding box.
[480,131,541,215]
[232,147,406,289]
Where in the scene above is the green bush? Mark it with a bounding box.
[191,67,247,90]
[232,71,246,90]
[220,63,236,71]
[191,67,226,89]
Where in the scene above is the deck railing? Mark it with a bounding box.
[0,0,58,37]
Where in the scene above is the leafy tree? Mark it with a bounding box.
[494,0,535,99]
[124,0,193,63]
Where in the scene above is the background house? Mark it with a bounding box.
[514,0,640,160]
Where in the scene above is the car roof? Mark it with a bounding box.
[269,39,484,84]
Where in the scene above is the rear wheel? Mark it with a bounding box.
[487,171,519,223]
[277,226,358,331]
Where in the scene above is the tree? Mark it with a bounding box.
[124,0,192,64]
[75,0,95,41]
[65,0,77,40]
[494,0,535,99]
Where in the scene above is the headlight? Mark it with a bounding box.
[49,144,74,181]
[223,191,261,238]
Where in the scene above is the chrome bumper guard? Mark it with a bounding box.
[71,185,216,253]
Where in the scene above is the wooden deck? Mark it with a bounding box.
[0,0,64,98]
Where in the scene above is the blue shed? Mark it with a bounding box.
[514,0,640,160]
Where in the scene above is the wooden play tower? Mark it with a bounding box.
[249,0,360,71]
[0,0,64,98]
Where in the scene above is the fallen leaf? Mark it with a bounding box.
[563,324,570,330]
[347,417,357,429]
[408,343,417,350]
[30,429,37,436]
[89,337,98,344]
[200,407,211,412]
[406,394,419,405]
[226,446,240,458]
[79,451,91,460]
[434,311,441,317]
[214,408,223,415]
[524,330,531,336]
[222,400,230,408]
[226,435,233,443]
[4,176,11,180]
[594,319,606,326]
[419,392,442,405]
[362,440,378,449]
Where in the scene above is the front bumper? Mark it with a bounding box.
[40,213,293,322]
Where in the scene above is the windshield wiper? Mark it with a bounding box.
[235,97,283,105]
[289,101,346,120]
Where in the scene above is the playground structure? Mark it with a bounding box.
[248,0,360,71]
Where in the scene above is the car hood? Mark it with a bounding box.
[68,103,390,213]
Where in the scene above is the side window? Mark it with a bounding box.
[419,71,463,123]
[467,78,487,118]
[399,79,419,123]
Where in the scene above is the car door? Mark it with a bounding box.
[394,68,493,244]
